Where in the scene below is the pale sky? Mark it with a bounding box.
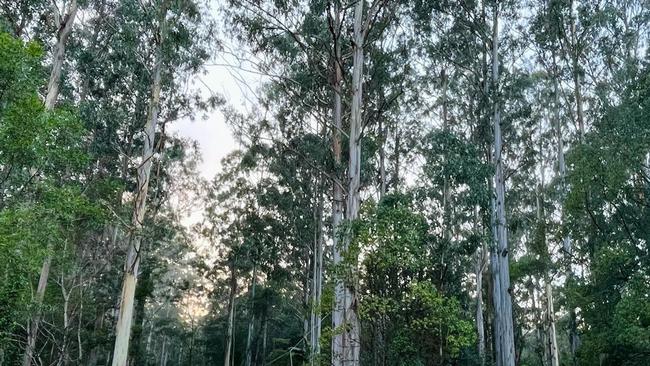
[168,51,264,180]
[167,33,269,234]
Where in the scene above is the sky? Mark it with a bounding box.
[166,38,269,230]
[165,47,267,314]
[168,54,260,181]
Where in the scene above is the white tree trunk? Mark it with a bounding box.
[378,117,387,199]
[490,5,516,366]
[331,3,346,365]
[310,188,324,364]
[339,0,365,364]
[545,283,559,366]
[111,7,166,364]
[45,0,78,110]
[475,235,487,365]
[57,279,71,366]
[23,3,78,365]
[245,267,257,366]
[569,0,585,140]
[159,337,166,366]
[224,264,237,366]
[568,5,583,356]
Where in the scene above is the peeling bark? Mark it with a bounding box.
[110,5,166,364]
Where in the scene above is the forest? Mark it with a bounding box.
[0,0,649,365]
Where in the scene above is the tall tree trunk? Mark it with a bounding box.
[547,52,563,366]
[224,263,238,366]
[110,5,166,364]
[310,182,324,364]
[378,118,387,199]
[530,280,546,366]
[489,5,516,366]
[159,337,166,366]
[545,283,559,366]
[338,0,366,364]
[262,313,268,366]
[569,0,585,140]
[58,278,70,366]
[563,10,582,357]
[22,3,78,365]
[475,205,487,365]
[44,0,78,110]
[245,267,257,366]
[331,2,346,365]
[475,245,486,365]
[440,69,451,361]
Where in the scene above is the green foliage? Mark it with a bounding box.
[564,62,650,366]
[359,194,476,365]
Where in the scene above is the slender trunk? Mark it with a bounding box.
[310,183,324,364]
[569,0,585,140]
[535,148,550,366]
[441,67,451,306]
[111,6,166,364]
[378,118,387,199]
[475,205,487,365]
[23,255,52,366]
[45,0,78,110]
[545,283,559,366]
[331,3,346,365]
[77,285,83,363]
[303,259,310,347]
[58,281,70,366]
[339,0,365,364]
[262,314,268,366]
[548,52,563,366]
[475,247,486,364]
[489,194,502,364]
[315,196,324,359]
[145,322,154,355]
[245,267,257,366]
[189,322,195,366]
[159,337,166,366]
[438,70,451,361]
[490,5,515,366]
[530,282,545,366]
[23,3,78,365]
[224,263,237,366]
[562,12,582,357]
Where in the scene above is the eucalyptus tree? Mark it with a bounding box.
[0,28,110,365]
[0,1,82,363]
[100,0,215,363]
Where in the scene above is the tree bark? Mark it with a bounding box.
[489,5,516,366]
[475,206,487,366]
[224,263,238,366]
[545,283,559,366]
[245,266,257,366]
[331,2,346,365]
[110,5,166,364]
[262,313,268,366]
[310,182,324,364]
[475,247,486,364]
[159,337,166,366]
[45,0,78,110]
[338,0,366,364]
[378,117,387,199]
[569,0,585,140]
[561,12,582,357]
